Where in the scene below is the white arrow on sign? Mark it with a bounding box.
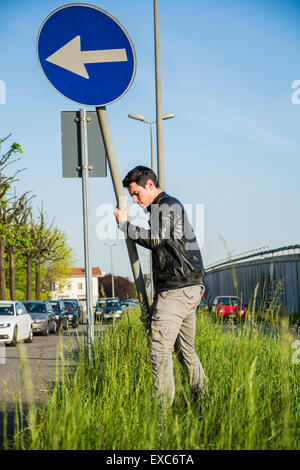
[45,35,128,79]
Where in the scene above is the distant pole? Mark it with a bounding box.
[104,242,118,297]
[79,108,94,354]
[128,113,174,178]
[111,246,114,297]
[154,0,165,190]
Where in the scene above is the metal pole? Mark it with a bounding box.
[149,122,154,303]
[95,106,150,328]
[150,121,154,173]
[79,108,94,353]
[110,246,115,297]
[154,0,165,190]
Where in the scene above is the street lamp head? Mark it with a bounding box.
[162,113,175,120]
[128,113,145,122]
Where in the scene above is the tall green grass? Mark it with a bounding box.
[6,310,300,450]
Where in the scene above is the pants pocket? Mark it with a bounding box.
[183,286,197,299]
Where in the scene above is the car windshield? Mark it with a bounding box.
[50,302,60,311]
[23,302,47,313]
[218,298,241,306]
[106,301,121,308]
[0,304,14,315]
[63,301,76,309]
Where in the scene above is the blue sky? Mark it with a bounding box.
[0,0,299,280]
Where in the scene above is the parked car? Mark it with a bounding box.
[60,299,80,328]
[121,300,138,311]
[95,297,123,322]
[126,299,139,305]
[60,298,83,324]
[211,296,247,320]
[49,300,69,331]
[22,300,57,335]
[0,301,33,346]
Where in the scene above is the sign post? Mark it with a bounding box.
[79,108,94,352]
[37,4,150,341]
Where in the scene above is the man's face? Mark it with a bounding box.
[127,181,155,208]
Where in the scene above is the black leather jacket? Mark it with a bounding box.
[120,191,205,293]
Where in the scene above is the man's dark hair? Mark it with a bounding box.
[122,166,159,188]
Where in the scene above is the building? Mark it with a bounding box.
[51,267,105,306]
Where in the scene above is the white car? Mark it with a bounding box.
[0,301,33,346]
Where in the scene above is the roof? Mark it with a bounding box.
[215,296,240,299]
[72,267,103,277]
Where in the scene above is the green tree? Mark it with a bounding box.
[42,231,76,298]
[5,192,33,300]
[31,205,65,300]
[0,135,25,299]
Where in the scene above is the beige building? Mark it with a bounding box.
[51,267,105,307]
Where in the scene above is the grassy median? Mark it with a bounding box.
[7,309,300,450]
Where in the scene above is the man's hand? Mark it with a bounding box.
[114,205,130,225]
[140,300,156,324]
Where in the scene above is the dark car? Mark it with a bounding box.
[95,297,123,322]
[22,300,57,335]
[49,300,69,331]
[60,298,83,324]
[60,300,79,328]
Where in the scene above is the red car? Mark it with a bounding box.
[211,296,247,320]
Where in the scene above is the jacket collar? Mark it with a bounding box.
[146,191,166,212]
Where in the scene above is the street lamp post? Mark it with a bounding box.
[154,0,164,189]
[128,113,174,172]
[104,242,118,297]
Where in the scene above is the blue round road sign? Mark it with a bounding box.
[37,4,136,106]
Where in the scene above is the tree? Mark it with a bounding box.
[42,232,76,298]
[5,192,33,300]
[31,205,64,300]
[0,135,25,299]
[98,274,136,300]
[17,206,36,300]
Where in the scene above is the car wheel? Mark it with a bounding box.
[42,323,49,336]
[25,328,33,343]
[9,327,18,347]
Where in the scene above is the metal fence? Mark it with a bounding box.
[204,246,300,314]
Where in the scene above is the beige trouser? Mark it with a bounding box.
[150,284,207,408]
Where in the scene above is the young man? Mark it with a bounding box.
[114,166,207,408]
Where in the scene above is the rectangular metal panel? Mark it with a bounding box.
[61,111,107,178]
